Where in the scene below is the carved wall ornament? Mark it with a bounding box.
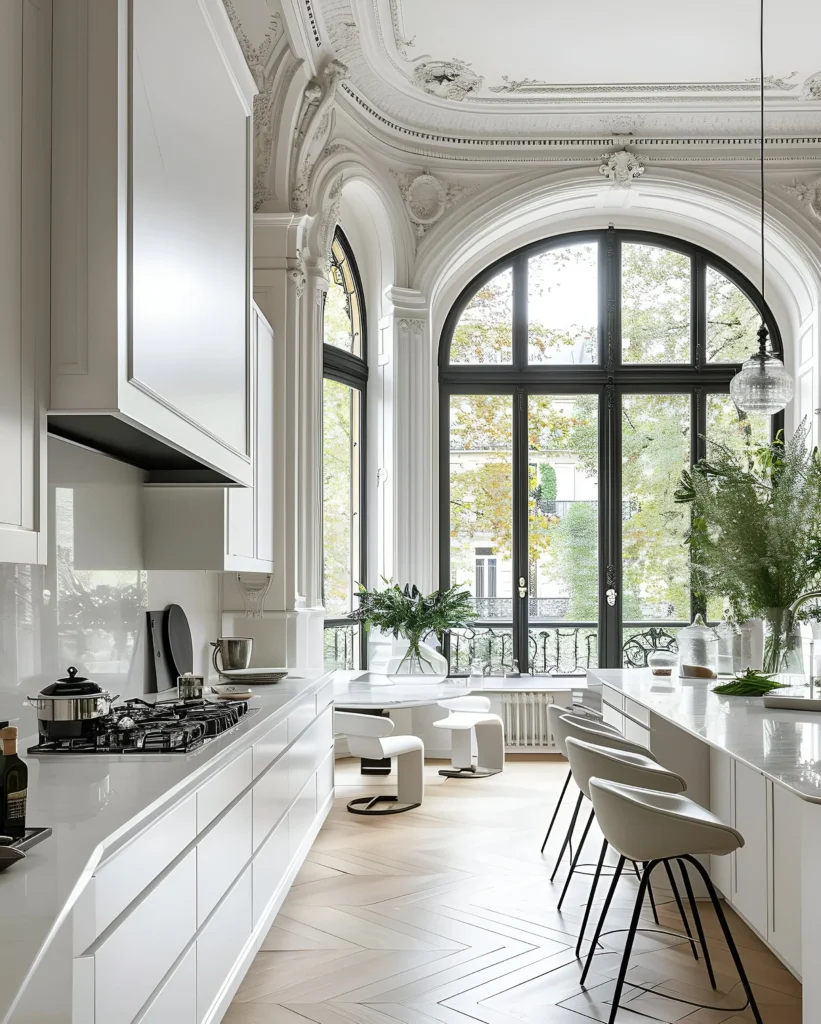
[803,72,821,100]
[222,0,284,210]
[388,0,431,63]
[392,170,478,237]
[319,176,344,262]
[782,177,821,220]
[412,59,483,101]
[599,148,645,187]
[291,60,350,213]
[744,71,798,90]
[602,115,643,136]
[489,76,550,94]
[288,251,307,298]
[397,318,426,342]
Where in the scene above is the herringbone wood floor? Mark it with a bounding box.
[226,759,801,1024]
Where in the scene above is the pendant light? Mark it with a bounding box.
[729,0,793,416]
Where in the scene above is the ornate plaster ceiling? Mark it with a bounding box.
[316,0,821,144]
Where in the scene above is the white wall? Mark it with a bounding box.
[0,437,221,731]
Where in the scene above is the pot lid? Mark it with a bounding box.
[40,666,104,697]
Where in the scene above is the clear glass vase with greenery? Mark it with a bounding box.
[675,420,821,674]
[350,580,475,675]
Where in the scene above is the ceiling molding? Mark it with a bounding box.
[782,177,821,219]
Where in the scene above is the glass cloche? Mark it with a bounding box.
[677,614,719,679]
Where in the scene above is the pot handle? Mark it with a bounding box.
[211,641,223,675]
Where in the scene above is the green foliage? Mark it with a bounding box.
[675,419,821,621]
[712,669,788,696]
[351,580,475,650]
[622,245,690,363]
[552,502,598,619]
[539,464,557,502]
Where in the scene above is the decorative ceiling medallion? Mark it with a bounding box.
[412,59,483,101]
[602,115,643,136]
[392,170,478,237]
[782,177,821,219]
[600,148,645,187]
[804,72,821,100]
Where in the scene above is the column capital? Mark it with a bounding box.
[384,286,428,320]
[253,213,306,263]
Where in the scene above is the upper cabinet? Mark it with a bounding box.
[50,0,257,486]
[0,0,50,564]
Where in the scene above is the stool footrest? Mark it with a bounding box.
[438,766,502,779]
[347,795,420,815]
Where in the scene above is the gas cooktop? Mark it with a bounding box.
[27,697,259,755]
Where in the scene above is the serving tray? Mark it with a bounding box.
[10,826,52,852]
[763,694,821,712]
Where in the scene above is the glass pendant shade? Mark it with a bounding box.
[730,351,793,415]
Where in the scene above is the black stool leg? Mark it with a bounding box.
[607,860,658,1024]
[557,809,594,910]
[575,837,608,958]
[644,863,660,925]
[580,855,625,986]
[541,769,571,853]
[683,856,764,1024]
[664,860,699,961]
[676,857,716,988]
[550,790,583,881]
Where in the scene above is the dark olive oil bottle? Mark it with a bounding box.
[0,727,28,838]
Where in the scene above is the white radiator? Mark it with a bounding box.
[499,691,571,749]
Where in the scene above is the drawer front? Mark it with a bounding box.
[252,818,290,927]
[624,718,650,749]
[253,720,287,779]
[139,945,196,1024]
[93,850,196,1024]
[602,703,624,734]
[94,794,196,937]
[624,697,649,726]
[316,679,335,713]
[197,748,253,832]
[316,748,334,809]
[197,792,253,925]
[602,685,624,711]
[287,696,316,743]
[197,868,253,1024]
[253,752,290,850]
[289,774,317,858]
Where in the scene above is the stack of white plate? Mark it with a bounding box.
[216,667,288,684]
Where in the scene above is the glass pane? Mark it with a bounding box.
[622,244,691,363]
[706,267,761,363]
[324,272,355,354]
[449,395,513,623]
[621,394,691,621]
[704,394,770,620]
[527,244,598,364]
[623,626,682,668]
[322,380,360,620]
[449,267,513,364]
[527,394,599,622]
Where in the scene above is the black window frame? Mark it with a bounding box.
[439,226,784,672]
[323,228,369,669]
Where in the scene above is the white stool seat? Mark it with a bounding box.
[548,705,619,757]
[559,713,658,759]
[432,695,504,779]
[334,711,424,814]
[565,737,685,800]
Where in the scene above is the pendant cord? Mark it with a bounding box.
[759,0,765,304]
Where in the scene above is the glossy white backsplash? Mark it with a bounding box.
[0,438,221,729]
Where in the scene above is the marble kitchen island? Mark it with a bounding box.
[0,672,335,1024]
[589,667,821,1022]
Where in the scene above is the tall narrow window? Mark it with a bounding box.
[322,230,367,669]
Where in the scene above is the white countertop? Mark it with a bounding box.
[0,672,330,1024]
[590,667,821,804]
[334,671,587,706]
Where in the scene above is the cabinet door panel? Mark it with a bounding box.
[709,747,733,897]
[253,818,290,927]
[197,748,252,831]
[255,312,274,563]
[197,792,252,925]
[139,945,196,1024]
[254,754,290,851]
[769,783,802,974]
[197,868,252,1024]
[734,761,768,936]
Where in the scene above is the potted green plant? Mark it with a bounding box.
[350,580,474,676]
[675,420,821,673]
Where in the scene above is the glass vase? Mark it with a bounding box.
[389,637,448,682]
[763,608,804,675]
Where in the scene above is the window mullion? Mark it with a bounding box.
[512,254,528,370]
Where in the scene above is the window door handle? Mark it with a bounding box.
[518,577,528,599]
[606,588,617,607]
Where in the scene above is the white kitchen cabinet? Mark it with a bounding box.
[709,747,734,898]
[139,946,197,1024]
[143,306,275,570]
[733,760,769,937]
[197,793,253,925]
[0,0,49,563]
[50,0,256,486]
[768,782,803,975]
[197,868,253,1024]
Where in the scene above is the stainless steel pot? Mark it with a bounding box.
[211,637,253,674]
[28,666,116,722]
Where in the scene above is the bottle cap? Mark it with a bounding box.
[0,727,17,741]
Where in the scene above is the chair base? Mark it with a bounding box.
[347,795,420,815]
[438,765,502,779]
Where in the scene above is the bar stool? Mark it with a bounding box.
[432,696,504,778]
[564,737,695,958]
[541,707,620,855]
[583,778,763,1024]
[334,711,424,815]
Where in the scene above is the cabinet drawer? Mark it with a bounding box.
[197,748,252,832]
[316,748,334,809]
[197,792,253,925]
[602,703,624,734]
[197,868,252,1024]
[624,718,650,750]
[138,945,196,1024]
[624,697,649,726]
[253,720,287,778]
[94,794,196,937]
[769,782,802,974]
[316,679,335,713]
[287,697,316,742]
[253,752,290,850]
[734,761,768,937]
[289,774,316,858]
[252,818,290,927]
[92,850,196,1024]
[602,686,624,711]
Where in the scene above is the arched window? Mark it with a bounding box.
[439,227,783,675]
[323,229,368,668]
